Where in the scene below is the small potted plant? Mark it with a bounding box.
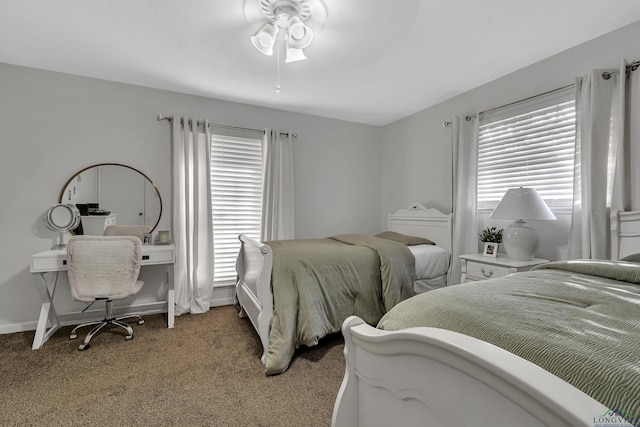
[479,226,503,257]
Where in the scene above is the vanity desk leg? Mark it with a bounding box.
[31,272,62,349]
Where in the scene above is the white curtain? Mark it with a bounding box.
[568,60,640,259]
[171,117,214,315]
[449,114,480,284]
[261,129,296,241]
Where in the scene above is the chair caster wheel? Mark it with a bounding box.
[137,319,144,325]
[69,333,77,340]
[79,343,90,351]
[125,335,134,341]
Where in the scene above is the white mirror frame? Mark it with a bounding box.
[45,203,80,249]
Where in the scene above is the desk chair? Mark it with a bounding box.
[103,225,152,241]
[67,236,145,350]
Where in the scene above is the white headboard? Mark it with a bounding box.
[611,210,640,260]
[387,202,452,254]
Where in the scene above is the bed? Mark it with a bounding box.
[332,210,640,427]
[235,203,452,375]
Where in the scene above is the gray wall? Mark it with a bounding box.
[379,20,640,262]
[0,64,381,333]
[2,20,640,334]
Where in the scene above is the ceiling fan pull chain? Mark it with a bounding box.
[275,39,282,93]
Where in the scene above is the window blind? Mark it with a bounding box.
[477,86,576,211]
[210,135,263,285]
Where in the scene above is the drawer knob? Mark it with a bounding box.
[480,268,493,278]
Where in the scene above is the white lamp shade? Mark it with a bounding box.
[489,187,556,221]
[285,44,307,62]
[490,187,556,261]
[287,16,313,49]
[251,22,279,56]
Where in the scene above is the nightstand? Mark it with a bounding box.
[459,253,548,283]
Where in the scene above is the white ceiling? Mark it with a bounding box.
[2,0,640,126]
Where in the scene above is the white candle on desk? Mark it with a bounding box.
[157,230,170,244]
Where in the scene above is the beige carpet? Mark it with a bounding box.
[0,305,346,426]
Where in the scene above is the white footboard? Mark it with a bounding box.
[332,316,623,427]
[235,234,273,365]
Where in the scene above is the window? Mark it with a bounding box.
[477,86,576,211]
[210,135,263,286]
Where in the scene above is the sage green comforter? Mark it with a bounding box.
[378,260,640,422]
[265,234,416,375]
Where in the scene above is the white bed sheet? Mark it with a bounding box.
[413,276,447,293]
[408,244,449,280]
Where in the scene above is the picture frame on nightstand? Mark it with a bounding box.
[483,242,498,257]
[142,233,152,246]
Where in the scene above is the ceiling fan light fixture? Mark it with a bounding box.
[285,43,307,63]
[274,4,297,28]
[251,0,319,58]
[250,0,324,90]
[287,15,313,49]
[251,22,279,55]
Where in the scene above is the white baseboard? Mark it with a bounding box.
[211,283,237,308]
[211,297,236,307]
[0,321,38,335]
[0,302,169,335]
[1,284,238,335]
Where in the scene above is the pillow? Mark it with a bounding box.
[375,231,435,246]
[620,253,640,263]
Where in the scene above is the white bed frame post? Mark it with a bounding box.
[235,234,273,364]
[611,210,640,260]
[331,317,362,427]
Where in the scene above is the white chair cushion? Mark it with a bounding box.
[67,236,143,302]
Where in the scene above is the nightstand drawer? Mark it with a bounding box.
[466,261,511,280]
[459,253,549,284]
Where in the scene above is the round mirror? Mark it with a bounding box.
[46,203,80,231]
[59,163,163,235]
[47,204,80,231]
[45,204,81,248]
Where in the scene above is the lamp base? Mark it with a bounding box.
[502,220,538,261]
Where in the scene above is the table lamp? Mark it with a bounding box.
[489,187,556,260]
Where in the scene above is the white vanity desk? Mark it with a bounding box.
[29,244,175,349]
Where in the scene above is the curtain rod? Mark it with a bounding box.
[477,58,640,114]
[602,59,640,80]
[443,58,640,128]
[442,116,474,128]
[478,83,575,118]
[157,115,297,138]
[443,83,574,128]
